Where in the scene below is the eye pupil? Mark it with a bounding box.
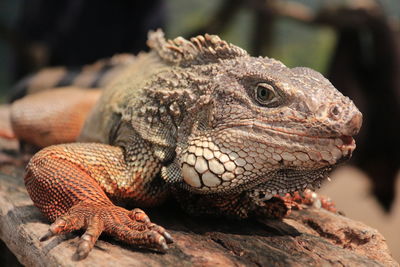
[256,84,274,103]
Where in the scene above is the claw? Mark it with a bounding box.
[39,230,55,242]
[163,231,174,244]
[160,240,169,251]
[143,231,170,252]
[75,215,103,259]
[39,202,173,257]
[157,236,169,252]
[76,238,91,260]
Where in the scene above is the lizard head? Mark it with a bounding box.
[145,30,362,198]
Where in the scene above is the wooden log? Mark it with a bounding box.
[0,162,398,267]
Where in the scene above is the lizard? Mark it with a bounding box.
[3,29,362,259]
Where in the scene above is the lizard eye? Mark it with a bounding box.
[255,83,277,106]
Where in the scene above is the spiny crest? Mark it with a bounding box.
[147,29,248,65]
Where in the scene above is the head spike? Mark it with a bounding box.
[147,29,248,65]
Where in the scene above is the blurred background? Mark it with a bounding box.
[0,0,399,262]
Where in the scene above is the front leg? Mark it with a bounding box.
[25,143,171,259]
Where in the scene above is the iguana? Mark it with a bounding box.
[2,30,362,259]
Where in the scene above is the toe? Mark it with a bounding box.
[106,224,170,252]
[129,208,151,224]
[76,215,104,259]
[145,231,168,252]
[40,214,84,242]
[147,223,174,244]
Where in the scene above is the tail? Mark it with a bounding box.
[9,54,135,102]
[0,105,15,139]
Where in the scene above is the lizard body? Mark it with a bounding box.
[8,30,362,258]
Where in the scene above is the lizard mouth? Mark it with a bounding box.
[340,135,354,145]
[255,125,357,152]
[230,123,358,163]
[338,135,355,149]
[223,121,357,154]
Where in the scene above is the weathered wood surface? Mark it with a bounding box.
[0,161,398,267]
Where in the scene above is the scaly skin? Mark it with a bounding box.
[6,30,362,258]
[25,142,171,258]
[11,88,101,147]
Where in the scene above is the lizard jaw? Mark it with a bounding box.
[247,165,333,202]
[178,123,356,195]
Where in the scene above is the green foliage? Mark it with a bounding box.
[269,20,336,74]
[165,0,337,74]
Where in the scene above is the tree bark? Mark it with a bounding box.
[0,160,398,267]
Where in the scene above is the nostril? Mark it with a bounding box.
[329,105,341,120]
[331,106,340,115]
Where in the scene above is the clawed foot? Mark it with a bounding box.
[39,201,173,259]
[279,189,337,214]
[255,189,337,219]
